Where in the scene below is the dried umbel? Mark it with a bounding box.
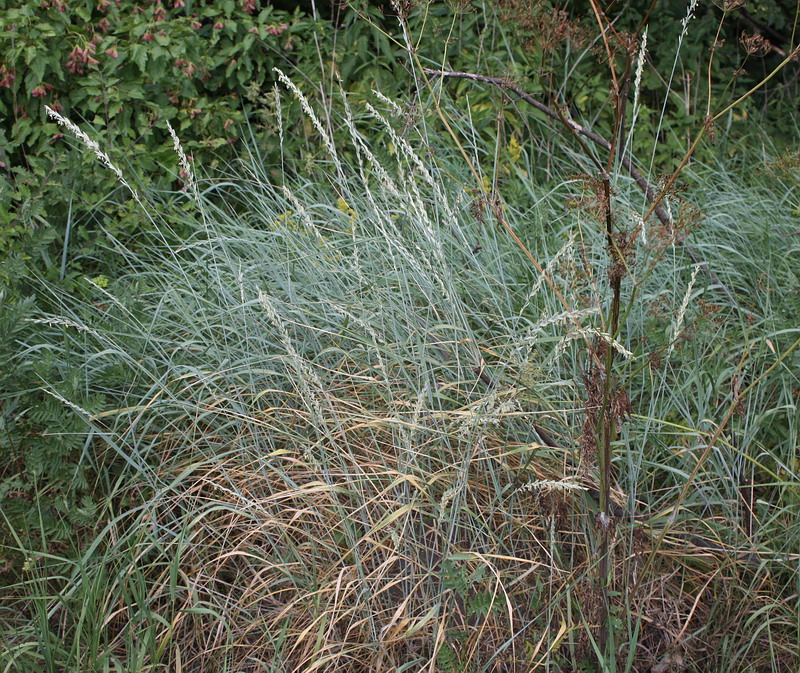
[495,0,590,53]
[740,31,774,56]
[713,0,746,11]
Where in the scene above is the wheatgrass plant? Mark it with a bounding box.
[2,69,799,673]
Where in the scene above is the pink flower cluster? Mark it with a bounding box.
[40,0,67,12]
[31,83,54,97]
[0,65,16,88]
[154,3,166,21]
[242,0,256,14]
[174,58,198,77]
[66,40,101,74]
[266,23,288,36]
[97,0,121,12]
[0,65,17,89]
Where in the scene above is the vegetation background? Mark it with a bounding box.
[1,0,799,671]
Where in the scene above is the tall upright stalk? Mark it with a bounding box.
[582,0,635,652]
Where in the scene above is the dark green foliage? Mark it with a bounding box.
[494,0,799,168]
[0,0,327,303]
[0,0,318,170]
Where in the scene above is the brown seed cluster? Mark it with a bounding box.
[740,31,774,56]
[495,0,591,53]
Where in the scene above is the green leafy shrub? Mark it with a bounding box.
[0,0,324,287]
[1,0,317,163]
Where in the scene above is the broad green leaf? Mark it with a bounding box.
[130,44,148,73]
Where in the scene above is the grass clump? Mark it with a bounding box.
[1,76,799,673]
